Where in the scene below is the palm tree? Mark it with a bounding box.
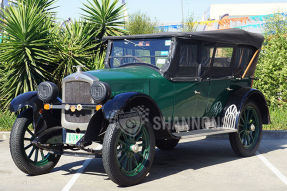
[81,0,126,53]
[0,0,56,109]
[82,0,126,38]
[52,20,97,85]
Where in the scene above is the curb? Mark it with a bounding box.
[1,130,287,141]
[208,130,287,140]
[0,132,10,140]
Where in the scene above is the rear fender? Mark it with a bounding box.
[223,88,270,129]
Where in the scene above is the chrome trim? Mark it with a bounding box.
[172,128,237,139]
[61,71,99,131]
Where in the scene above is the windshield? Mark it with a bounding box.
[109,38,171,69]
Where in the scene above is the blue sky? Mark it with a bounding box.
[55,0,287,23]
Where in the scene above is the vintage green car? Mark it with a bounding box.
[9,29,269,186]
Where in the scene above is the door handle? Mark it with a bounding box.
[194,90,201,95]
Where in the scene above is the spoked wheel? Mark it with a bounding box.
[102,122,155,186]
[10,109,61,175]
[23,128,52,166]
[229,101,262,157]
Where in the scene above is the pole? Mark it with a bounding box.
[181,0,184,25]
[122,0,128,22]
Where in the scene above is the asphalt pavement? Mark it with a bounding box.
[1,135,287,191]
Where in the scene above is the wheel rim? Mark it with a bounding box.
[238,106,260,149]
[115,125,150,176]
[23,124,51,166]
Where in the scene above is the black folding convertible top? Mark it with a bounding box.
[103,28,264,49]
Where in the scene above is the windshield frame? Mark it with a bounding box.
[104,38,173,70]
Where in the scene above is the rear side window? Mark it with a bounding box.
[201,46,234,79]
[233,47,255,77]
[213,47,233,67]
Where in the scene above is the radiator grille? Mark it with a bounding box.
[64,81,93,123]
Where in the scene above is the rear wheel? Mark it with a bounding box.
[156,138,179,150]
[229,101,262,157]
[102,122,155,186]
[10,109,61,175]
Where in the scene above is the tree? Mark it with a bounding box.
[253,13,287,108]
[52,20,97,85]
[81,0,126,55]
[82,0,125,38]
[183,14,198,32]
[0,0,56,109]
[125,12,159,35]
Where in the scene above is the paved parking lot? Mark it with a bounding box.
[1,135,287,191]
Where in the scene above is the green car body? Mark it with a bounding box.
[9,29,271,186]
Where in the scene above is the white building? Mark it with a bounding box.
[206,3,287,33]
[209,3,287,20]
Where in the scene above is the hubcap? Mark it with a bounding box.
[130,144,141,153]
[238,106,260,148]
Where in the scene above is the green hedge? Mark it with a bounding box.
[0,112,16,131]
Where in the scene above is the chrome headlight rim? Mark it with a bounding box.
[37,81,59,103]
[90,81,111,103]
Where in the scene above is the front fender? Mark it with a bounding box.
[102,92,141,120]
[10,91,62,131]
[10,91,42,112]
[83,92,143,143]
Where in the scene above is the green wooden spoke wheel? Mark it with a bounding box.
[103,122,155,186]
[23,128,51,166]
[229,101,263,157]
[10,109,61,175]
[238,106,260,149]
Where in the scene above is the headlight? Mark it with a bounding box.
[37,81,59,102]
[90,82,111,103]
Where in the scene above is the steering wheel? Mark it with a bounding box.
[119,55,145,64]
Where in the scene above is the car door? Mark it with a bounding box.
[204,46,234,119]
[171,39,210,130]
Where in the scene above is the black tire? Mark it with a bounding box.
[156,138,180,150]
[229,101,263,157]
[102,122,155,187]
[9,109,61,175]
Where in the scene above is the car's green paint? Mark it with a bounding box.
[87,66,174,118]
[87,66,252,120]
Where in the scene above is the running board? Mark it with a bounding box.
[51,151,102,158]
[172,128,237,139]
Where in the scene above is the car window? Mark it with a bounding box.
[233,47,255,77]
[174,40,201,78]
[199,46,234,79]
[213,47,233,67]
[109,38,171,69]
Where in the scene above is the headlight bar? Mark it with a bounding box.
[43,103,102,112]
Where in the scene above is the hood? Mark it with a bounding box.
[85,65,162,81]
[85,66,163,96]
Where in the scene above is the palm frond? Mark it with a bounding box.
[52,20,98,85]
[0,1,56,110]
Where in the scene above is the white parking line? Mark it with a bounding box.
[61,159,93,191]
[256,151,287,186]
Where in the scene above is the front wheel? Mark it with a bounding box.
[102,122,155,186]
[9,109,61,175]
[229,101,262,157]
